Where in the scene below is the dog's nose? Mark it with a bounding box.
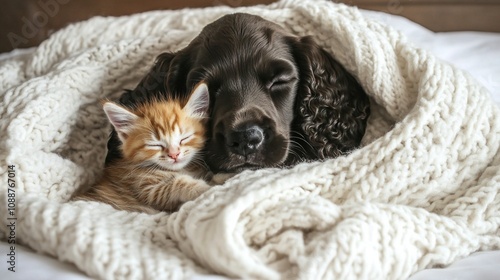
[227,125,265,156]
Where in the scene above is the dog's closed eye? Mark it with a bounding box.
[262,60,296,90]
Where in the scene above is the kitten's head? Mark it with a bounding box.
[103,83,210,171]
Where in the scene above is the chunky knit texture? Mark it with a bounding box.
[1,0,499,279]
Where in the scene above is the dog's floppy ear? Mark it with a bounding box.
[118,50,194,106]
[288,36,370,160]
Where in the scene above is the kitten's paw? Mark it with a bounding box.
[195,180,211,192]
[210,173,237,185]
[185,179,211,201]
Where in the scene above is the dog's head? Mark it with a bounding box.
[187,14,299,172]
[108,13,370,172]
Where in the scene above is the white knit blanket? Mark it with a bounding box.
[1,0,499,279]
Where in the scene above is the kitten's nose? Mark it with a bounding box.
[167,147,180,160]
[168,151,180,160]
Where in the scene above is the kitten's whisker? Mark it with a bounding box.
[190,158,210,170]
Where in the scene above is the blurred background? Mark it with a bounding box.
[1,0,499,53]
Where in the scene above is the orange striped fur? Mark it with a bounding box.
[73,83,212,213]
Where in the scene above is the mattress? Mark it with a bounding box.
[1,8,499,280]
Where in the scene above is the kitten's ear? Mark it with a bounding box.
[102,102,138,142]
[184,82,209,118]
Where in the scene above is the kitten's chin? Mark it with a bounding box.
[169,162,189,171]
[156,160,189,171]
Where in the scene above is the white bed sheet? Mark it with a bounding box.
[1,9,499,280]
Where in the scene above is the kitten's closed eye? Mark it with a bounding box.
[180,135,193,144]
[146,143,165,150]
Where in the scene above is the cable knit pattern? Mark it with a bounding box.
[1,0,499,279]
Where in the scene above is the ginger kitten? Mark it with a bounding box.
[73,83,212,213]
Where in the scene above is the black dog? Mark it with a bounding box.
[106,13,370,172]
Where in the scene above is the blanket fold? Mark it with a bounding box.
[1,0,499,279]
